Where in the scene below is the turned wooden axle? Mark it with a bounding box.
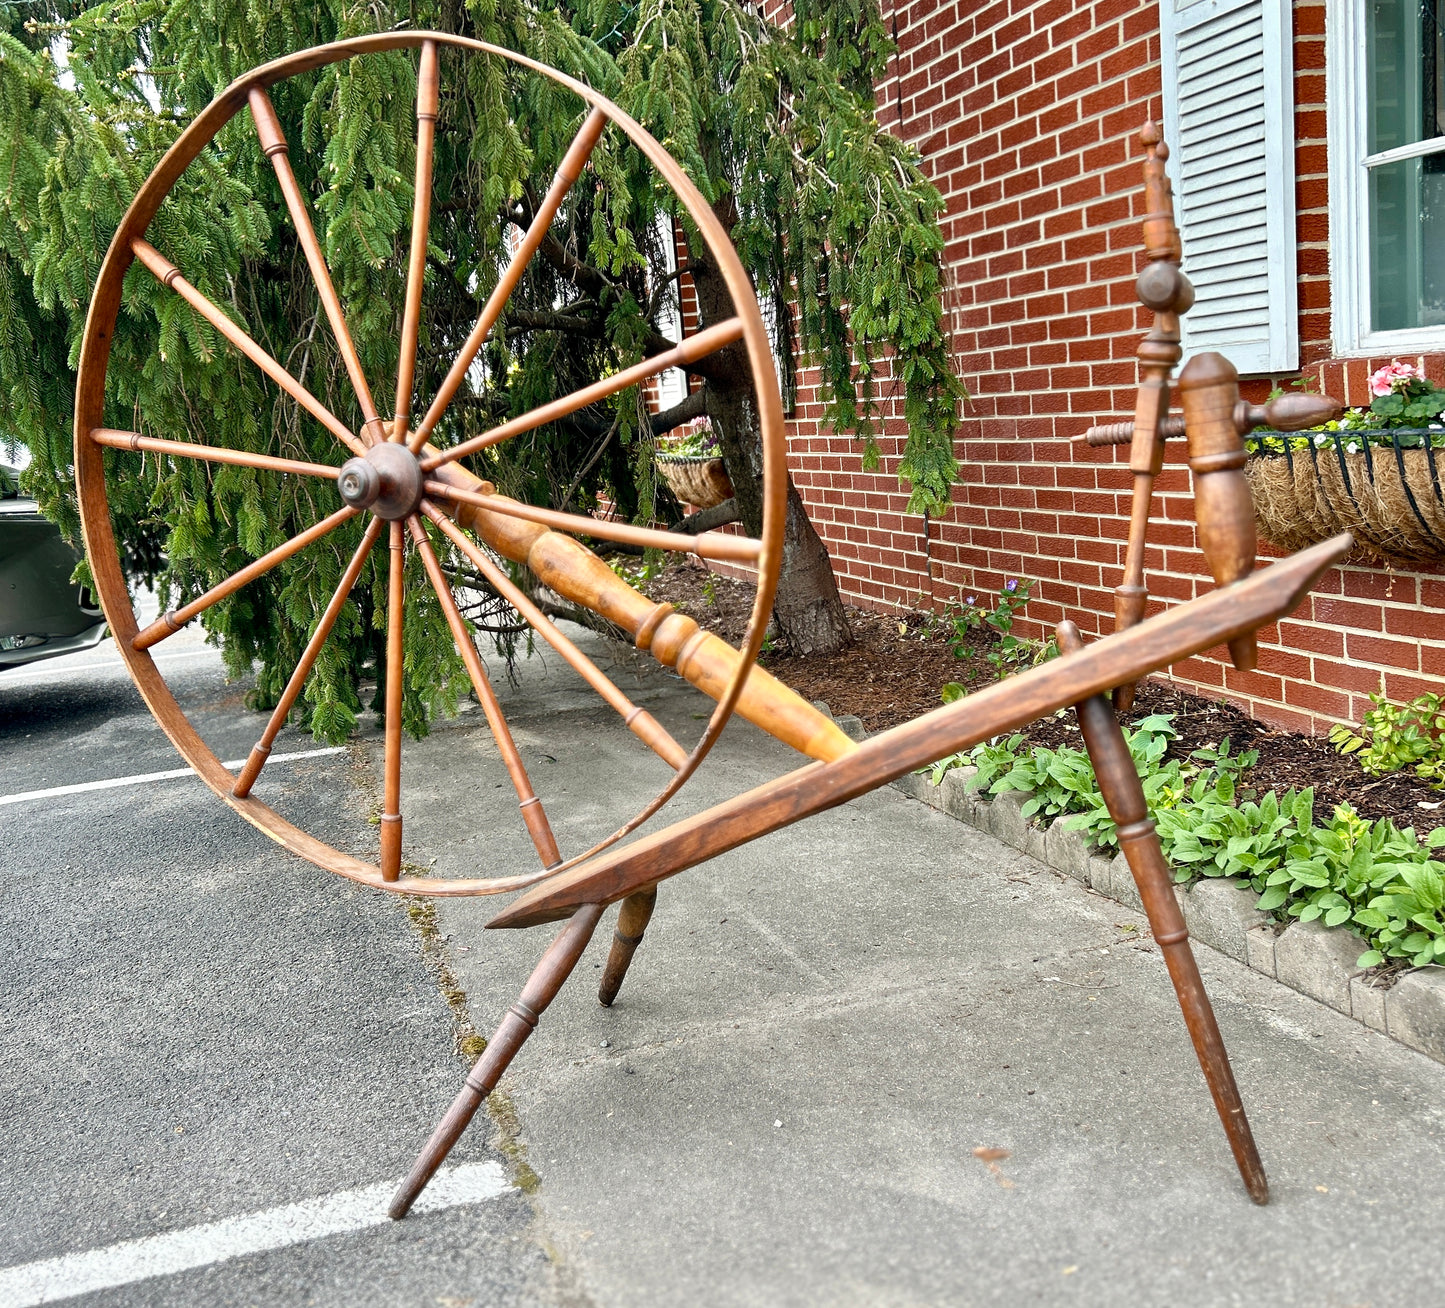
[1082,391,1344,447]
[425,458,854,765]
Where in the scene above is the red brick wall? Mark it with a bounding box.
[776,0,1445,734]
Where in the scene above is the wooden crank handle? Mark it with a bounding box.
[424,460,855,765]
[1243,392,1343,433]
[1177,352,1257,671]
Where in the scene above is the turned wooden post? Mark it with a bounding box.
[1177,352,1258,672]
[598,886,659,1006]
[1058,620,1268,1204]
[1113,123,1193,711]
[389,902,606,1219]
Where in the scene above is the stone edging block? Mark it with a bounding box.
[870,728,1445,1068]
[1386,968,1445,1060]
[1274,918,1360,1017]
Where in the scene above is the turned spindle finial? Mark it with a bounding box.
[1140,122,1183,266]
[1108,122,1194,712]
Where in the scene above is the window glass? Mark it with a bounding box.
[1369,158,1445,329]
[1367,1,1445,331]
[1368,0,1444,151]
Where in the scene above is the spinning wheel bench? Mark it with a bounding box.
[72,34,1352,1223]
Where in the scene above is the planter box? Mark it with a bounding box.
[880,745,1443,1065]
[656,455,733,509]
[1246,429,1445,563]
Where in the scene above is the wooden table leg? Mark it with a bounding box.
[1059,620,1269,1205]
[389,901,606,1219]
[598,886,658,1006]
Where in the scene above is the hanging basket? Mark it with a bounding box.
[1246,430,1445,565]
[655,454,734,509]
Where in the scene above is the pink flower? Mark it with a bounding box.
[1370,360,1420,396]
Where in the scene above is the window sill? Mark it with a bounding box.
[1332,326,1445,359]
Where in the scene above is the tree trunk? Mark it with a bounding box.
[688,217,852,655]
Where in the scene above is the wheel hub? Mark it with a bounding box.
[337,442,424,519]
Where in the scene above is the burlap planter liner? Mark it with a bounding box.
[1246,430,1445,564]
[656,454,734,509]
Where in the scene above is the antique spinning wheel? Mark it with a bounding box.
[76,62,1363,1216]
[74,33,844,896]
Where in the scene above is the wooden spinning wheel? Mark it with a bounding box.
[74,33,851,897]
[78,44,1359,1225]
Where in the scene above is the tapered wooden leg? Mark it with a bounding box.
[1059,621,1268,1205]
[389,902,605,1219]
[598,886,658,1007]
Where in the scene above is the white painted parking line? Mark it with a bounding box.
[0,1161,510,1307]
[1,649,218,683]
[0,747,347,808]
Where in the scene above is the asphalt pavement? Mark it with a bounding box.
[0,605,567,1307]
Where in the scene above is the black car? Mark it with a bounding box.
[1,464,108,669]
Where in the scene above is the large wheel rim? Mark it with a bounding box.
[74,33,787,897]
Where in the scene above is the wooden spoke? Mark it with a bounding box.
[418,318,745,473]
[422,478,761,565]
[392,41,440,443]
[232,516,386,798]
[421,503,689,770]
[407,107,609,455]
[408,515,564,867]
[381,519,406,881]
[132,505,358,652]
[131,238,367,458]
[248,88,388,445]
[90,427,341,482]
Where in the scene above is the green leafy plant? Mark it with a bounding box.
[610,554,665,588]
[1353,828,1445,967]
[1248,362,1445,451]
[933,578,1052,687]
[1329,689,1445,786]
[655,423,721,459]
[922,715,1445,972]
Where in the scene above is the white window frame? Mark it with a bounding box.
[1328,0,1445,355]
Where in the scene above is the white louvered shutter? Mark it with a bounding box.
[1159,0,1298,374]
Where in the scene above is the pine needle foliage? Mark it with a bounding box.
[2,0,963,741]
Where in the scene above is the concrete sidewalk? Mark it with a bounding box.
[393,631,1445,1307]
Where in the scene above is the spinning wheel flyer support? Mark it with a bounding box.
[1093,124,1342,710]
[1112,124,1188,712]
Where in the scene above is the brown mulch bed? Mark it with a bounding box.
[642,557,1445,836]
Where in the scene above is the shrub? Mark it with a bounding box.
[926,716,1445,970]
[1329,689,1445,787]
